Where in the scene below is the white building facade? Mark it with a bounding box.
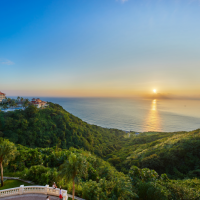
[0,91,6,102]
[31,98,47,108]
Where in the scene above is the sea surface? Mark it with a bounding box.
[37,97,200,132]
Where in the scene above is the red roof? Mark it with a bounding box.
[0,92,5,95]
[31,100,46,105]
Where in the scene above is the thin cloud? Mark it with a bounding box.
[1,59,15,65]
[116,0,129,3]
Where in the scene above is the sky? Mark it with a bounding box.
[1,0,200,98]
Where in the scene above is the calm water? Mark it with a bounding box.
[37,97,200,132]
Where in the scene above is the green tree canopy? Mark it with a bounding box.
[0,138,17,186]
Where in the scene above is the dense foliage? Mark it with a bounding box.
[106,130,200,179]
[129,166,200,200]
[5,145,136,199]
[0,103,125,156]
[3,144,200,199]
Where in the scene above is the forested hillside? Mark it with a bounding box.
[1,103,200,180]
[1,103,200,199]
[106,130,200,179]
[0,103,125,157]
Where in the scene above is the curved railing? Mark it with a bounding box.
[0,188,20,197]
[0,185,68,200]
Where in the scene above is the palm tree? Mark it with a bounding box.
[2,104,8,110]
[10,99,17,108]
[0,138,17,187]
[59,153,88,200]
[6,98,11,104]
[23,99,30,108]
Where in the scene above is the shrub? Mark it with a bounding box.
[21,165,59,186]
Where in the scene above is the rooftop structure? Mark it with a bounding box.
[0,91,6,102]
[31,98,47,108]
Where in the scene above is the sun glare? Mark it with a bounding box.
[153,89,157,93]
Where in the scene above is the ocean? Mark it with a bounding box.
[39,97,200,132]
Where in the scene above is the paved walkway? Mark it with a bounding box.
[0,194,60,200]
[3,177,34,184]
[68,194,84,200]
[0,194,87,200]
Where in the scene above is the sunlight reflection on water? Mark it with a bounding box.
[144,99,162,132]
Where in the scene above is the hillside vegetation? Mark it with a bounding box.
[1,103,200,199]
[0,103,125,157]
[4,144,200,200]
[106,130,200,179]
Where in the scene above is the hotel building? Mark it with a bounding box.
[0,92,6,102]
[31,98,47,108]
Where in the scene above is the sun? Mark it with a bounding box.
[153,89,157,93]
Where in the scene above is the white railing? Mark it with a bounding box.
[0,185,68,200]
[0,188,20,197]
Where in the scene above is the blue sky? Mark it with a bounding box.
[1,0,200,97]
